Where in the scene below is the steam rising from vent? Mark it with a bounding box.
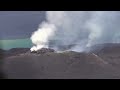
[30,11,120,52]
[30,22,56,52]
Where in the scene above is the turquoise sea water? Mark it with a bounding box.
[0,38,33,50]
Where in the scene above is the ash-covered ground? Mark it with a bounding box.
[1,44,120,79]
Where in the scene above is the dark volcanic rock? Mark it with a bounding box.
[0,49,5,53]
[8,48,30,54]
[89,43,120,71]
[1,45,120,79]
[0,49,6,58]
[5,48,30,57]
[31,48,55,54]
[0,49,6,78]
[0,48,30,78]
[2,51,120,79]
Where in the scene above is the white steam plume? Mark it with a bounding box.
[30,22,56,52]
[30,11,120,52]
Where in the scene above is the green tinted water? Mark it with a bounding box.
[0,38,33,50]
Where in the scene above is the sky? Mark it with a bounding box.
[0,11,45,40]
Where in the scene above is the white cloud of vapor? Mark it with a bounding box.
[30,11,120,52]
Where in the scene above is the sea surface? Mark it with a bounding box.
[0,38,32,50]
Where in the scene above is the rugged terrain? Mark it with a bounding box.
[1,44,120,79]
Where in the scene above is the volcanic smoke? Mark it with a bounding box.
[30,11,120,52]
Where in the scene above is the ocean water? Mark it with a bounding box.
[0,38,32,50]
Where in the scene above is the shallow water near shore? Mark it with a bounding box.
[0,38,32,50]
